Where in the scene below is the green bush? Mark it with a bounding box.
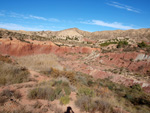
[138,41,147,48]
[87,80,95,87]
[117,41,128,48]
[28,86,56,101]
[55,87,62,98]
[131,84,142,91]
[75,75,88,86]
[77,87,95,97]
[52,79,71,96]
[60,95,70,105]
[64,86,71,95]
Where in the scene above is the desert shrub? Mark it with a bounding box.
[0,89,22,106]
[28,80,72,101]
[55,87,63,98]
[0,89,22,99]
[75,75,88,86]
[87,41,92,44]
[135,105,150,113]
[98,78,117,91]
[0,61,29,85]
[75,96,113,113]
[97,78,150,108]
[0,78,6,86]
[138,41,147,48]
[117,41,128,48]
[75,96,92,112]
[0,54,12,63]
[77,87,95,97]
[87,80,95,87]
[123,46,139,52]
[101,49,112,53]
[145,46,150,54]
[49,68,76,84]
[32,101,43,108]
[28,86,56,101]
[75,72,94,87]
[92,98,113,113]
[0,96,7,106]
[64,86,71,95]
[13,90,22,99]
[1,89,14,98]
[131,84,142,91]
[100,41,117,47]
[38,78,72,99]
[52,78,72,95]
[60,95,70,105]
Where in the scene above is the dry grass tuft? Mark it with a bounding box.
[0,61,30,85]
[15,54,63,72]
[0,89,22,106]
[28,86,56,101]
[0,54,12,63]
[75,96,113,113]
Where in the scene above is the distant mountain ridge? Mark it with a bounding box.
[0,28,150,42]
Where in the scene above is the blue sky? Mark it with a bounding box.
[0,0,150,31]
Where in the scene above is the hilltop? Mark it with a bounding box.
[1,28,150,42]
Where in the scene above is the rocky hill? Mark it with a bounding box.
[1,28,150,43]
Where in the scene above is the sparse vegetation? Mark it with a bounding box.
[75,96,113,113]
[0,89,22,106]
[28,78,72,103]
[15,54,63,72]
[0,55,12,63]
[117,41,128,48]
[77,87,95,97]
[0,96,7,106]
[60,95,70,105]
[0,61,29,85]
[97,79,150,107]
[44,68,76,84]
[28,86,56,101]
[100,41,117,46]
[138,41,148,48]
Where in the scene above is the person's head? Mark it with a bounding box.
[67,106,72,110]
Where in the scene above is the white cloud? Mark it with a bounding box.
[0,23,44,31]
[48,18,60,22]
[3,11,60,22]
[29,15,47,21]
[0,23,65,31]
[81,20,136,29]
[29,15,59,22]
[107,1,141,13]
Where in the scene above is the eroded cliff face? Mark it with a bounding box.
[98,52,150,74]
[0,38,149,75]
[0,38,100,56]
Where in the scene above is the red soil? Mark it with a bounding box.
[0,38,100,56]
